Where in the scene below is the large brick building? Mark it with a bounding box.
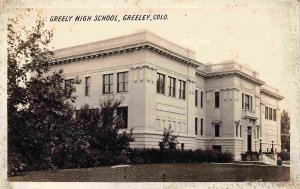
[50,31,283,160]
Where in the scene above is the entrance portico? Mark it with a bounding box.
[242,118,258,153]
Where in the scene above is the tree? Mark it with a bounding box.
[7,10,80,174]
[76,97,134,156]
[51,97,134,168]
[281,110,290,152]
[159,126,178,151]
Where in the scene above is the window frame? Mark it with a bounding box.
[195,90,198,106]
[195,117,198,135]
[214,123,220,137]
[273,109,276,121]
[179,80,186,99]
[117,72,128,93]
[103,73,114,94]
[168,76,176,97]
[85,76,91,96]
[269,107,273,120]
[215,92,220,108]
[156,73,165,94]
[200,118,203,136]
[200,91,203,108]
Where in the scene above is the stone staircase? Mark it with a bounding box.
[259,154,277,165]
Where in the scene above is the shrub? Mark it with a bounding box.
[126,148,233,164]
[159,127,178,151]
[277,151,290,161]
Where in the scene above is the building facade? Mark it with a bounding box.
[50,31,283,160]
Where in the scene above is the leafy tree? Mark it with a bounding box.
[281,110,290,152]
[7,10,80,174]
[7,10,134,173]
[159,126,178,151]
[76,97,134,157]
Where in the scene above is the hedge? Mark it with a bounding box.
[126,148,233,164]
[277,151,290,161]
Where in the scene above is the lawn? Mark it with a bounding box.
[8,163,289,182]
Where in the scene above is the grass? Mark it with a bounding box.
[8,163,289,182]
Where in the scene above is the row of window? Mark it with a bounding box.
[213,92,254,110]
[235,125,260,139]
[75,106,128,128]
[65,72,129,97]
[195,118,204,136]
[158,118,187,133]
[265,106,276,121]
[156,73,186,99]
[103,72,128,94]
[195,90,204,108]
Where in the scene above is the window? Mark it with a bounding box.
[242,93,244,109]
[168,76,176,97]
[212,145,221,152]
[273,109,276,121]
[179,80,186,99]
[200,118,203,136]
[157,73,165,94]
[195,118,198,135]
[244,94,250,110]
[200,91,203,108]
[236,125,239,137]
[64,79,74,97]
[103,74,113,94]
[242,93,253,110]
[181,143,184,150]
[265,107,268,119]
[240,125,242,137]
[269,108,272,120]
[214,123,220,137]
[117,106,128,128]
[85,77,91,96]
[195,90,198,106]
[117,72,128,92]
[215,92,220,108]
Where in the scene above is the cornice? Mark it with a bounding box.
[196,70,265,86]
[261,89,284,100]
[51,42,203,68]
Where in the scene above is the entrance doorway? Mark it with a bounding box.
[247,126,252,152]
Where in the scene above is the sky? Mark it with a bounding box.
[13,3,299,110]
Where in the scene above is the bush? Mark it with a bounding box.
[277,151,290,161]
[126,148,233,164]
[8,152,27,176]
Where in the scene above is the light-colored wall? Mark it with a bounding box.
[260,92,281,152]
[49,32,284,159]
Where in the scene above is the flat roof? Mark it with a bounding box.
[53,30,202,67]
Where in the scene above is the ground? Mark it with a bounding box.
[8,163,290,182]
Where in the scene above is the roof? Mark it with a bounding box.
[52,30,203,67]
[261,85,284,100]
